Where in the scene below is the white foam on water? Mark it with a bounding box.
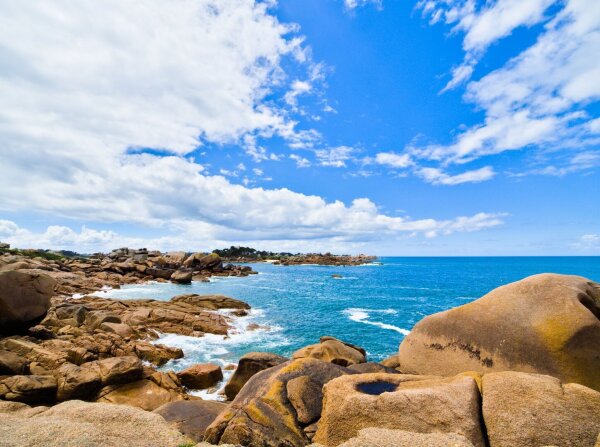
[343,308,410,336]
[332,276,358,280]
[153,308,291,401]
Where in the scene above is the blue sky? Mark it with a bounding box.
[0,0,598,255]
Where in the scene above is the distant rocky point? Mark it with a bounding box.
[214,245,377,266]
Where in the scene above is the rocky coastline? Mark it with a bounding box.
[213,246,377,266]
[0,246,599,446]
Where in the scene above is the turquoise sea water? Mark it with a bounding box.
[97,257,600,397]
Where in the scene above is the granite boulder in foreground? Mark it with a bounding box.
[398,273,600,391]
[0,400,191,447]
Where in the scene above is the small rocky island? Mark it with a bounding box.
[0,245,599,446]
[215,246,377,266]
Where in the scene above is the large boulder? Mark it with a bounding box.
[0,350,28,374]
[398,274,600,391]
[318,428,475,447]
[184,252,223,270]
[0,375,57,403]
[95,378,185,411]
[313,373,485,447]
[224,351,288,400]
[482,371,600,447]
[177,363,223,390]
[154,400,228,442]
[205,358,353,446]
[0,270,56,330]
[171,293,251,310]
[171,269,193,284]
[293,336,366,367]
[0,400,190,447]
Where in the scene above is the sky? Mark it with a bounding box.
[0,0,598,255]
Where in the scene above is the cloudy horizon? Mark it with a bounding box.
[0,0,598,255]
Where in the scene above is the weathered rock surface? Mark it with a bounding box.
[171,269,193,284]
[0,350,28,374]
[171,293,251,310]
[292,336,366,367]
[348,362,399,374]
[313,373,485,447]
[177,363,223,390]
[0,374,57,403]
[0,271,56,330]
[311,428,475,447]
[482,371,600,447]
[224,351,288,400]
[206,358,353,447]
[399,274,600,390]
[95,377,186,411]
[154,399,228,442]
[0,399,191,447]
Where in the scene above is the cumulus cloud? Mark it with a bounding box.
[417,166,496,185]
[413,0,600,179]
[0,1,505,252]
[373,152,413,169]
[290,154,311,168]
[345,0,383,11]
[315,146,356,167]
[570,233,600,252]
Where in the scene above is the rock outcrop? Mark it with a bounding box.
[154,399,228,442]
[292,336,366,367]
[0,400,191,447]
[0,271,56,330]
[206,358,353,446]
[177,363,223,390]
[313,373,485,447]
[482,371,600,447]
[398,274,600,391]
[224,351,288,400]
[312,428,475,447]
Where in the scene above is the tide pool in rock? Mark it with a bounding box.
[95,257,600,399]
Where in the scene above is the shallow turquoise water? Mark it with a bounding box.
[98,257,600,379]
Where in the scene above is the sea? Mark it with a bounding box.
[94,256,600,399]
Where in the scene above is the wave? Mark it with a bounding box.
[152,308,290,400]
[343,308,410,336]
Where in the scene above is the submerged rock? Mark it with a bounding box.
[313,373,485,447]
[398,274,600,391]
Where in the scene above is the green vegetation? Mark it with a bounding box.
[0,247,70,261]
[213,245,295,260]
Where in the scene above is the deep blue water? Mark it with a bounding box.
[97,257,600,397]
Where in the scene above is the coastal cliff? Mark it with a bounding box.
[0,248,599,446]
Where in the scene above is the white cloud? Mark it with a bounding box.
[315,146,355,167]
[570,233,600,251]
[345,0,383,11]
[413,0,600,178]
[0,1,506,252]
[511,150,600,177]
[373,152,413,168]
[290,154,311,168]
[416,166,496,185]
